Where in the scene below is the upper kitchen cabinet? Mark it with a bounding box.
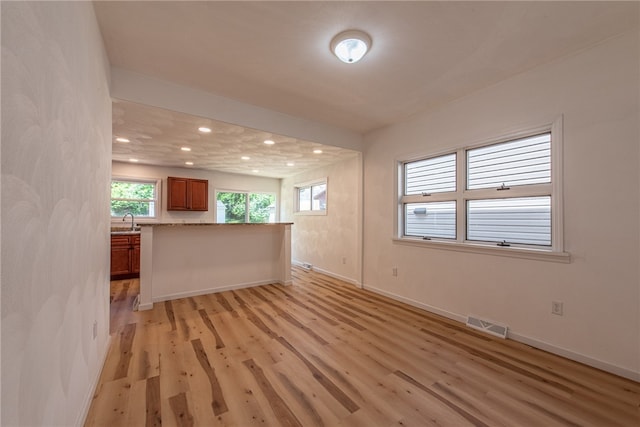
[167,176,208,211]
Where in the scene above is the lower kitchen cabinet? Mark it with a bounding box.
[110,234,140,279]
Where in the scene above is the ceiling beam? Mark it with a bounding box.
[110,67,363,152]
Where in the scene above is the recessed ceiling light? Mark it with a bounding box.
[129,158,139,163]
[115,137,130,143]
[198,127,212,133]
[287,162,295,167]
[313,149,323,154]
[252,169,259,173]
[264,140,275,145]
[181,147,191,152]
[330,30,372,64]
[241,156,250,160]
[185,161,194,166]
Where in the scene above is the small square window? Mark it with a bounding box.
[295,179,327,215]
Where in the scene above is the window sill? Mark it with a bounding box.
[295,210,327,216]
[392,237,571,263]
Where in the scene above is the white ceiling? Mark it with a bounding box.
[112,99,358,178]
[95,1,638,177]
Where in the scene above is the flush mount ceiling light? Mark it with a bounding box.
[330,30,372,63]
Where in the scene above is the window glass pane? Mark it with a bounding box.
[298,187,311,211]
[311,183,327,211]
[405,201,456,239]
[217,192,247,223]
[405,153,456,195]
[249,193,276,223]
[111,180,157,218]
[467,197,551,246]
[111,201,155,217]
[467,133,550,190]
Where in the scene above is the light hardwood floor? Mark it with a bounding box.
[86,268,640,426]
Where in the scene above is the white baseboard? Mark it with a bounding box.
[508,332,640,382]
[292,260,361,288]
[151,279,283,303]
[363,284,466,323]
[312,266,361,288]
[363,283,640,382]
[77,334,112,427]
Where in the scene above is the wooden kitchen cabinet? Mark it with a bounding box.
[110,234,140,279]
[167,176,208,211]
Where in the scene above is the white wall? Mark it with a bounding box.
[363,31,639,379]
[281,154,362,285]
[112,161,281,224]
[1,2,112,425]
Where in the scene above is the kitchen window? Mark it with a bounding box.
[295,179,327,215]
[396,120,566,261]
[216,191,276,223]
[111,178,160,219]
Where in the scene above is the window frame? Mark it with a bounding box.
[295,178,328,216]
[110,176,161,222]
[214,189,278,224]
[394,118,569,262]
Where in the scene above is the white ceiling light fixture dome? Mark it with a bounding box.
[330,29,372,64]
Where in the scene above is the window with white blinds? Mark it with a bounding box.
[398,124,563,254]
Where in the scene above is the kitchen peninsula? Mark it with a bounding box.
[137,223,292,310]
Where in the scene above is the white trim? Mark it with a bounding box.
[395,117,567,259]
[364,283,639,382]
[151,279,285,303]
[508,332,640,382]
[310,266,361,287]
[110,176,162,222]
[77,335,113,427]
[392,237,571,263]
[294,177,328,215]
[363,284,467,323]
[214,188,279,224]
[292,260,362,287]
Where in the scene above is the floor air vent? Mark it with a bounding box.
[301,262,313,271]
[466,316,508,339]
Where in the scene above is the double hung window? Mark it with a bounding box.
[216,191,276,223]
[295,179,327,214]
[111,178,159,219]
[398,122,563,256]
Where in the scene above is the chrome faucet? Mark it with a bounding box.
[123,212,135,231]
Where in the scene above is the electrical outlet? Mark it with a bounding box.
[392,267,398,277]
[93,321,98,339]
[552,301,563,316]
